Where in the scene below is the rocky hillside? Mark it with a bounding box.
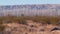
[0,20,60,34]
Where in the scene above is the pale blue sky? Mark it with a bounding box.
[0,0,60,5]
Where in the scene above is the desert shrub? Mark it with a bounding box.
[0,17,4,24]
[0,20,3,24]
[31,16,60,25]
[17,18,27,25]
[0,15,60,25]
[0,25,5,32]
[0,19,3,24]
[39,18,49,24]
[12,16,27,25]
[2,17,12,23]
[46,20,51,24]
[4,20,12,23]
[48,17,59,25]
[32,16,49,24]
[57,21,60,25]
[32,18,40,22]
[32,16,41,22]
[24,16,33,20]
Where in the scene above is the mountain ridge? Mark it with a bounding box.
[0,4,60,16]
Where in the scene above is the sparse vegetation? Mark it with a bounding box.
[0,25,5,32]
[31,16,60,25]
[0,15,60,31]
[0,15,60,25]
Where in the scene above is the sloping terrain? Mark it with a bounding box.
[0,4,60,34]
[0,20,60,34]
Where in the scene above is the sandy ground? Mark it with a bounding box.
[2,20,60,34]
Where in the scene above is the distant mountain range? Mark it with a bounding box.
[0,4,60,16]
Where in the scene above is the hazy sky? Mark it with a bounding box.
[0,0,60,5]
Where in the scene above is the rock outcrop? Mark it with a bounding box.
[1,20,60,34]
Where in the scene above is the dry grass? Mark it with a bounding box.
[0,15,60,31]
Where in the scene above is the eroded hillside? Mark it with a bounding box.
[1,20,60,34]
[0,15,60,34]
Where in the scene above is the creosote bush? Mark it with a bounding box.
[48,17,59,25]
[0,15,60,25]
[32,16,49,24]
[0,25,5,32]
[12,17,27,25]
[31,16,60,25]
